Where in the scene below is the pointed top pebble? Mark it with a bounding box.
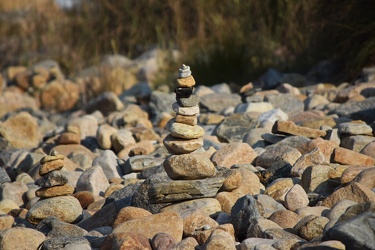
[178,64,192,78]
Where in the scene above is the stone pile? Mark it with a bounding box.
[163,64,204,156]
[34,150,74,199]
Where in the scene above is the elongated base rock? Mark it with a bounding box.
[147,175,225,203]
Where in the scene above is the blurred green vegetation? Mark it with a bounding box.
[0,0,374,86]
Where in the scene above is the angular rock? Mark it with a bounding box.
[164,153,216,180]
[258,108,289,130]
[324,211,375,250]
[351,167,375,189]
[256,145,302,169]
[291,148,330,177]
[76,166,110,196]
[361,141,375,158]
[338,122,373,135]
[332,147,375,166]
[341,135,375,152]
[322,182,375,208]
[305,137,338,161]
[272,120,326,139]
[300,164,337,195]
[340,166,372,184]
[230,194,261,241]
[92,150,122,180]
[211,142,257,168]
[254,194,286,218]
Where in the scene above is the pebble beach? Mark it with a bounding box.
[0,55,375,250]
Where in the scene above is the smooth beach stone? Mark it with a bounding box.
[0,111,41,149]
[41,236,91,250]
[172,102,200,116]
[35,184,75,198]
[76,166,110,196]
[27,196,83,224]
[96,124,117,149]
[166,119,205,139]
[175,114,198,126]
[39,159,64,176]
[174,86,194,98]
[160,198,222,217]
[0,227,46,250]
[113,211,183,243]
[176,94,200,107]
[163,134,203,154]
[164,153,216,180]
[151,232,177,250]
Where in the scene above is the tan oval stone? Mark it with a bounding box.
[163,134,203,154]
[166,119,204,139]
[211,142,257,168]
[35,184,75,198]
[113,206,152,228]
[0,227,46,250]
[113,211,183,243]
[164,153,216,180]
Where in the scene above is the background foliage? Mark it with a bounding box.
[0,0,374,86]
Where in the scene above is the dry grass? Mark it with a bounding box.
[0,0,374,88]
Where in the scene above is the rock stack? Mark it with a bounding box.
[163,65,217,181]
[163,64,205,156]
[34,150,74,198]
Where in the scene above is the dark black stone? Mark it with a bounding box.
[174,87,193,98]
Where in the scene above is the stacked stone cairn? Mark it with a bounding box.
[163,64,216,180]
[34,150,74,199]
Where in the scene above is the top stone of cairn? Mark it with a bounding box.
[178,64,192,78]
